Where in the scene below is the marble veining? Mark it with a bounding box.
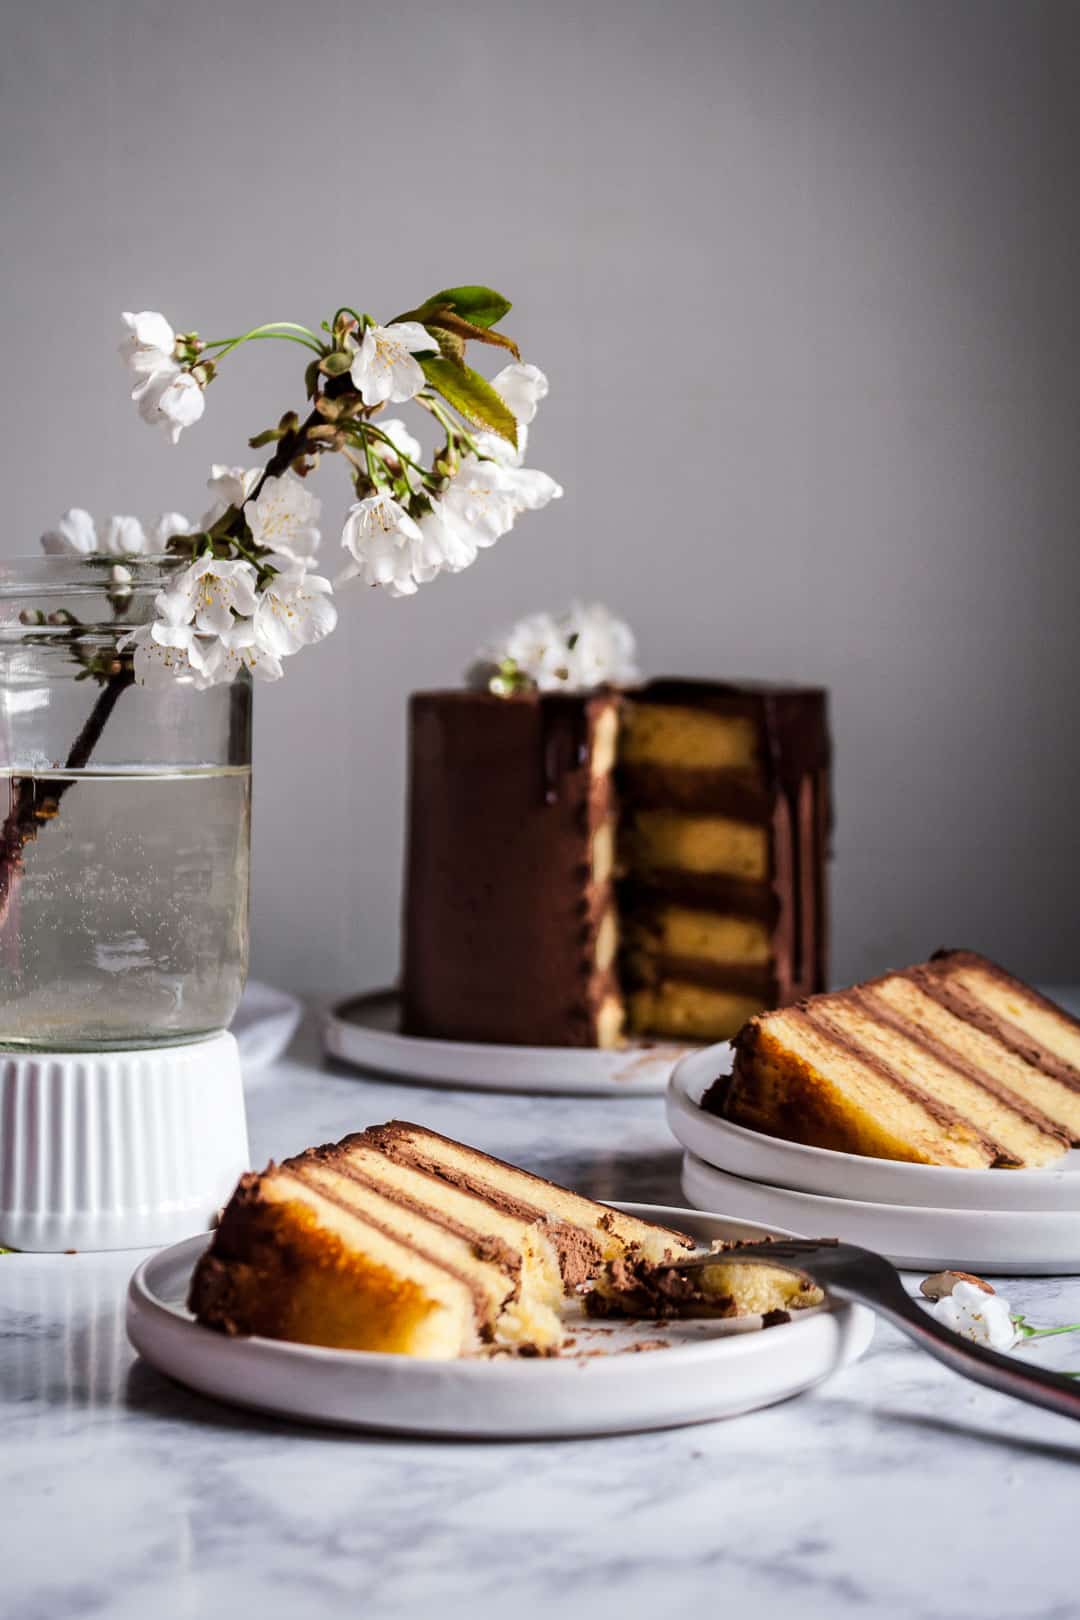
[4,1013,1080,1620]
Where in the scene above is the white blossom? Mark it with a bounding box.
[170,556,260,636]
[562,601,640,688]
[931,1281,1018,1351]
[374,418,423,469]
[439,455,521,545]
[339,494,423,596]
[254,569,337,657]
[119,311,176,380]
[504,611,571,691]
[149,512,192,551]
[134,366,205,444]
[349,321,434,407]
[118,602,218,690]
[472,602,639,693]
[214,619,284,683]
[40,508,189,559]
[243,471,321,566]
[41,508,98,556]
[415,499,479,576]
[201,465,261,529]
[472,426,527,469]
[498,462,563,513]
[99,515,149,557]
[491,362,549,426]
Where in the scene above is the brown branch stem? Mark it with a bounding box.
[0,667,134,926]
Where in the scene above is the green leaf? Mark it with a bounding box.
[396,285,512,331]
[433,325,467,368]
[425,308,520,360]
[421,357,518,447]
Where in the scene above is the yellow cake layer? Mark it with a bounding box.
[628,981,766,1042]
[873,975,1080,1142]
[949,964,1080,1077]
[729,1013,996,1168]
[692,1259,823,1316]
[337,1141,564,1309]
[630,810,768,881]
[295,1160,532,1335]
[621,703,760,771]
[821,1000,1063,1167]
[256,1174,480,1356]
[383,1123,694,1266]
[628,905,771,966]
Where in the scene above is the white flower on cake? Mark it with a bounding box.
[502,612,569,691]
[929,1281,1018,1351]
[254,569,337,657]
[472,602,640,695]
[349,322,434,407]
[564,601,640,689]
[243,471,322,566]
[491,362,549,426]
[119,310,176,380]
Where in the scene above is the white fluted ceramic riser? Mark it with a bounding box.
[0,1032,249,1251]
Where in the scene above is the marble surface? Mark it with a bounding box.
[5,1012,1080,1620]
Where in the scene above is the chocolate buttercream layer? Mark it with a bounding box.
[621,870,778,921]
[919,952,1080,1097]
[402,690,620,1047]
[618,762,772,821]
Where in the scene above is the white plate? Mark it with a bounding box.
[681,1152,1080,1275]
[323,990,691,1096]
[668,1044,1080,1213]
[232,980,303,1074]
[125,1202,874,1437]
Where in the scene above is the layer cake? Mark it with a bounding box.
[189,1120,697,1356]
[402,680,829,1047]
[707,949,1080,1168]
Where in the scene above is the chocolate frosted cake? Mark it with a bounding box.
[190,1120,696,1356]
[190,1119,820,1357]
[707,949,1080,1168]
[402,678,830,1047]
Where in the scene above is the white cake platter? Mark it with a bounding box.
[323,990,691,1096]
[668,1044,1080,1213]
[681,1152,1080,1275]
[125,1202,874,1438]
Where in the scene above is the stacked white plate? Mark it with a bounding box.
[667,1044,1080,1275]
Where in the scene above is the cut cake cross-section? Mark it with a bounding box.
[705,950,1080,1169]
[189,1121,698,1357]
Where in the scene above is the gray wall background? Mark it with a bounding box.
[3,0,1078,995]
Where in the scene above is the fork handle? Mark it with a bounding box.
[830,1271,1080,1424]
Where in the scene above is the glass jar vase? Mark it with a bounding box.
[0,557,251,1049]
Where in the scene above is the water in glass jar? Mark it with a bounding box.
[0,765,250,1048]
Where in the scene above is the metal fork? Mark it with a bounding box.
[663,1238,1080,1423]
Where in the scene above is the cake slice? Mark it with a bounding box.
[189,1121,697,1357]
[707,950,1080,1168]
